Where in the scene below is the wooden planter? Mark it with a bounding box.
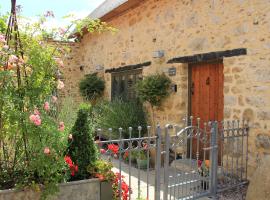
[0,179,101,200]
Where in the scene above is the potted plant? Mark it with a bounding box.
[136,151,148,169]
[198,160,210,190]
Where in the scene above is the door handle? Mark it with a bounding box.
[206,77,210,85]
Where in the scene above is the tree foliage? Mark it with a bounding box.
[135,74,172,107]
[79,73,105,101]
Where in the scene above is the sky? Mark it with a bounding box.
[1,0,106,28]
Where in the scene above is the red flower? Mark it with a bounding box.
[96,173,105,181]
[100,149,106,154]
[198,160,202,167]
[123,151,129,159]
[108,144,119,154]
[64,156,78,176]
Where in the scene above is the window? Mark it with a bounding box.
[111,69,142,101]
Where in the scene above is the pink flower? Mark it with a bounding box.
[52,96,57,103]
[44,147,50,155]
[68,134,73,140]
[44,101,50,111]
[58,121,65,131]
[0,34,6,43]
[57,80,64,90]
[8,55,18,63]
[34,116,41,126]
[29,113,42,126]
[29,114,37,122]
[100,149,106,154]
[2,45,9,50]
[55,58,64,67]
[59,28,66,35]
[34,109,40,115]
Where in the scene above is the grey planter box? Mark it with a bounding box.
[0,178,100,200]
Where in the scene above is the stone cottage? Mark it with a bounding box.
[62,0,270,177]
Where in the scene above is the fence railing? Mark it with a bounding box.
[95,118,249,200]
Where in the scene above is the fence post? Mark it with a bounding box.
[210,122,218,199]
[163,124,171,200]
[155,125,162,200]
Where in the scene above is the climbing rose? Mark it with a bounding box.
[2,45,8,50]
[55,58,64,67]
[34,109,40,115]
[44,101,50,111]
[59,27,66,35]
[0,34,5,43]
[52,96,57,103]
[44,147,50,155]
[58,121,65,131]
[57,80,64,90]
[8,55,18,63]
[29,113,41,126]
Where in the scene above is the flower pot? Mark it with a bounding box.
[136,158,148,169]
[0,179,100,200]
[100,181,113,200]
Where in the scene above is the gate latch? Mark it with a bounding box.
[203,145,218,151]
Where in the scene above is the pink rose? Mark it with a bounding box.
[29,114,37,122]
[52,96,57,103]
[55,58,64,67]
[59,28,66,35]
[58,122,65,131]
[57,80,64,90]
[44,101,50,111]
[2,45,9,50]
[8,55,18,63]
[34,109,40,115]
[0,34,6,43]
[34,116,41,126]
[44,147,50,155]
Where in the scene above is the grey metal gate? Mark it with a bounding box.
[161,117,249,200]
[96,117,249,200]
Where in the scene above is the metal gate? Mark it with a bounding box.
[96,117,249,200]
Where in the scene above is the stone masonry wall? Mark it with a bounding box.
[63,0,270,175]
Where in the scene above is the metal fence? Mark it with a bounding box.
[96,117,249,200]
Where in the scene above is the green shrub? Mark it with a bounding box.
[79,73,105,101]
[135,73,171,107]
[67,104,98,180]
[93,99,147,139]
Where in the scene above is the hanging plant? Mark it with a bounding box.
[135,73,171,107]
[79,73,105,101]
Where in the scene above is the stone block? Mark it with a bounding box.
[246,156,270,200]
[224,96,237,106]
[256,134,270,150]
[257,111,270,120]
[246,96,266,107]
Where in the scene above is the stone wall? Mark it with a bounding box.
[63,0,270,175]
[0,179,100,200]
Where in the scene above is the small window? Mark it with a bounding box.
[111,69,142,101]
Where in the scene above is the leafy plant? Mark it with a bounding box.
[79,73,105,101]
[93,98,147,139]
[88,160,131,200]
[66,104,98,180]
[135,73,171,107]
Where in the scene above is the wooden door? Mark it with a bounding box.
[190,61,224,159]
